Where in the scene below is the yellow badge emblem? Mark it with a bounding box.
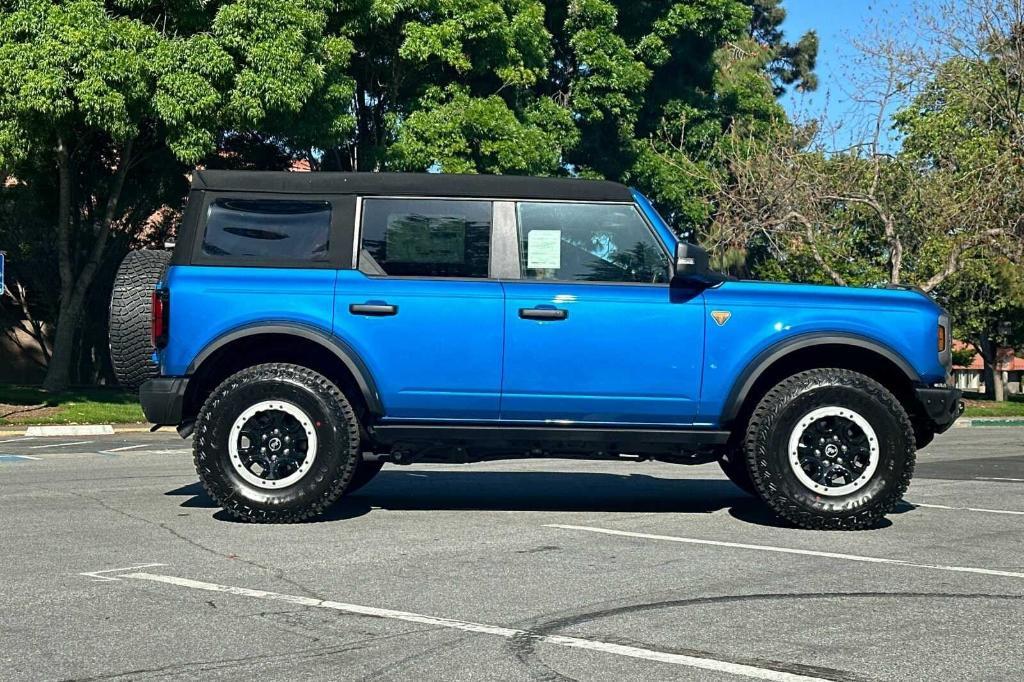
[711,310,732,327]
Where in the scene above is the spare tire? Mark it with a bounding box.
[109,249,172,390]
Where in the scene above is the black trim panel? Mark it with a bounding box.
[139,377,187,425]
[191,170,633,203]
[371,424,730,447]
[915,386,963,433]
[720,332,922,426]
[186,322,384,416]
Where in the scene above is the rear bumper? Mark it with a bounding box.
[915,386,963,433]
[139,377,188,426]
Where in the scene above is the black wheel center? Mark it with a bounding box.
[237,409,309,481]
[796,414,871,488]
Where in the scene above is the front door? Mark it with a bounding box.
[500,201,705,425]
[335,198,504,421]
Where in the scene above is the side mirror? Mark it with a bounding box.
[672,242,724,287]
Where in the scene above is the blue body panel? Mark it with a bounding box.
[162,190,947,429]
[500,282,704,425]
[698,282,946,425]
[334,271,504,420]
[162,265,337,376]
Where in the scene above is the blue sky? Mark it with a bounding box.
[779,0,930,149]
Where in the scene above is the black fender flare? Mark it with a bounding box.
[186,322,384,416]
[720,332,921,426]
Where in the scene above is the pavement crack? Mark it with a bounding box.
[44,486,326,600]
[504,590,1024,682]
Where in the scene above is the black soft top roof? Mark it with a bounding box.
[190,170,633,203]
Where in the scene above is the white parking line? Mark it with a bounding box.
[122,571,828,682]
[911,502,1024,516]
[29,440,93,450]
[546,525,1024,580]
[976,477,1024,483]
[0,454,41,461]
[98,444,149,454]
[79,564,168,582]
[0,437,36,444]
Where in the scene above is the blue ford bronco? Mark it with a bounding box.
[108,171,962,528]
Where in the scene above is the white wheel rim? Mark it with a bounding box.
[227,400,318,490]
[787,406,880,497]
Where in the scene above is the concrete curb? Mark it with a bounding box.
[0,423,152,437]
[25,424,115,436]
[953,417,1024,427]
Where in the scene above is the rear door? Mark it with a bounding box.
[334,198,505,421]
[499,201,705,426]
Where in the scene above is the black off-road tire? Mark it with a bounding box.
[743,368,915,530]
[109,249,171,389]
[345,459,385,494]
[718,449,756,495]
[194,363,361,523]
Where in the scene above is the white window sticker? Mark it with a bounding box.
[527,230,561,269]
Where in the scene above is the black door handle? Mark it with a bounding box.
[350,303,398,316]
[519,307,568,321]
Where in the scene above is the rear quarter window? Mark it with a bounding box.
[201,199,332,262]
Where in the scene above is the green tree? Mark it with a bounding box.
[744,0,818,95]
[333,0,816,237]
[895,37,1024,400]
[938,255,1024,401]
[0,0,354,390]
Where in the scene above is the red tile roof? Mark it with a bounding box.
[953,340,1024,370]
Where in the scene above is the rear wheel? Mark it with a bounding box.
[108,249,171,389]
[346,459,385,494]
[743,368,915,530]
[194,363,360,523]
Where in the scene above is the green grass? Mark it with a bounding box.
[0,384,145,425]
[962,394,1024,418]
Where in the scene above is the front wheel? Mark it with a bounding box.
[718,449,756,495]
[194,363,361,523]
[743,368,915,530]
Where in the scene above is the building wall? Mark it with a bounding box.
[953,368,1022,395]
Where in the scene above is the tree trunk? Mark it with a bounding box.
[42,138,134,392]
[41,137,76,392]
[42,300,81,391]
[977,336,1005,402]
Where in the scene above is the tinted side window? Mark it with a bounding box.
[202,199,331,261]
[360,199,491,278]
[517,202,670,283]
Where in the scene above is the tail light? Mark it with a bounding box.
[937,323,947,353]
[151,289,169,349]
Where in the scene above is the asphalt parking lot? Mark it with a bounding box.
[1,426,1022,681]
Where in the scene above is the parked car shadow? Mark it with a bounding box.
[165,469,897,529]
